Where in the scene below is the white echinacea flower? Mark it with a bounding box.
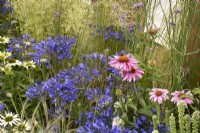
[6,58,22,67]
[13,120,31,133]
[112,116,124,128]
[0,112,21,127]
[0,51,12,60]
[22,60,36,70]
[0,36,10,44]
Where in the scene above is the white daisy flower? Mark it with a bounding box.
[22,60,36,70]
[13,120,31,133]
[24,41,31,46]
[0,127,7,133]
[0,65,13,75]
[15,44,22,49]
[0,36,10,44]
[0,51,12,60]
[0,112,21,127]
[40,58,47,63]
[6,58,22,67]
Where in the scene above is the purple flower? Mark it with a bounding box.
[113,4,119,11]
[26,83,45,101]
[132,2,144,10]
[0,104,5,111]
[30,36,76,68]
[55,12,60,17]
[127,23,135,31]
[85,88,102,100]
[137,2,144,8]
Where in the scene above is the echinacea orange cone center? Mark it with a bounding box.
[155,91,163,96]
[130,67,136,73]
[178,93,185,98]
[118,55,129,62]
[148,27,159,35]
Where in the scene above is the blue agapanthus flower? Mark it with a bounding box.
[0,104,5,111]
[30,35,76,67]
[58,63,98,87]
[26,68,79,105]
[7,34,34,59]
[26,82,45,101]
[1,0,13,14]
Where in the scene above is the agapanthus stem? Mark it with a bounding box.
[93,102,98,123]
[67,102,73,131]
[42,101,49,125]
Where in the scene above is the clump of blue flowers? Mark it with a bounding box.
[7,34,35,59]
[30,35,76,68]
[26,70,79,105]
[0,0,18,37]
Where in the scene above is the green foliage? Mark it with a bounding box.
[11,0,93,40]
[192,111,200,133]
[152,115,158,130]
[169,113,176,133]
[178,102,185,133]
[0,0,199,132]
[184,114,191,133]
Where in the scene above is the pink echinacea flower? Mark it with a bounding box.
[109,54,139,71]
[121,66,144,82]
[171,91,193,106]
[149,88,169,104]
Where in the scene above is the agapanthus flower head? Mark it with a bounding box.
[121,66,144,82]
[171,91,193,106]
[30,36,76,68]
[0,103,5,111]
[109,54,139,71]
[149,88,169,104]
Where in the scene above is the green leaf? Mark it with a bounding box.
[116,89,122,96]
[139,108,152,117]
[139,98,147,108]
[127,103,137,112]
[122,112,129,123]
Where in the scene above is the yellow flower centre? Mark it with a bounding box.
[148,29,158,35]
[0,38,5,42]
[130,67,136,73]
[18,124,26,131]
[118,55,129,62]
[155,91,163,96]
[5,116,13,122]
[8,58,16,63]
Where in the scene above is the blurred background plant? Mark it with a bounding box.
[0,0,199,132]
